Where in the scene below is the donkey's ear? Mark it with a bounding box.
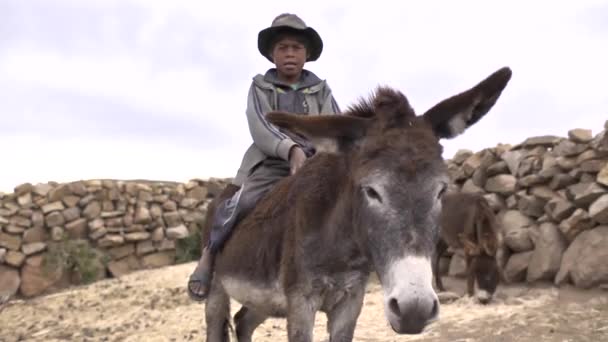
[422,67,512,139]
[266,111,370,154]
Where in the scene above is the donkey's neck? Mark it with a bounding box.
[288,153,372,275]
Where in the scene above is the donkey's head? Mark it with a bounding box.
[267,67,512,334]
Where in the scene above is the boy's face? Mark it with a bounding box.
[271,36,307,80]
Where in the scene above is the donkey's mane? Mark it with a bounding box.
[345,86,416,120]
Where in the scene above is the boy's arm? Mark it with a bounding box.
[319,83,342,115]
[245,84,297,161]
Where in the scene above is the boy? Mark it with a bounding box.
[187,13,342,301]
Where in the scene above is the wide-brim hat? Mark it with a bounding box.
[258,13,323,63]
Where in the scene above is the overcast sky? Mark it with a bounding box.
[1,0,607,192]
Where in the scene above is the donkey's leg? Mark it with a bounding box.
[205,279,231,342]
[465,256,475,297]
[287,293,320,342]
[233,306,268,342]
[433,240,448,292]
[326,287,365,342]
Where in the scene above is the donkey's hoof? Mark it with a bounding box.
[187,275,211,302]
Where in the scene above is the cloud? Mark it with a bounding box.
[0,0,606,192]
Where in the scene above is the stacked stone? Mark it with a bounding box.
[0,178,229,298]
[445,123,608,289]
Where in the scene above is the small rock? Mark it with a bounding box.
[576,149,600,164]
[97,234,125,248]
[187,187,208,202]
[522,135,562,148]
[0,232,22,251]
[544,197,576,221]
[518,174,549,187]
[67,181,88,196]
[486,160,510,176]
[136,241,156,256]
[124,232,151,242]
[134,206,152,224]
[552,140,588,157]
[461,179,484,194]
[31,211,44,228]
[62,195,81,208]
[555,226,608,288]
[589,194,608,224]
[33,183,53,196]
[556,156,577,170]
[504,251,533,283]
[141,251,175,269]
[462,153,482,176]
[107,244,135,259]
[14,183,33,195]
[500,210,534,252]
[527,223,567,282]
[485,175,517,195]
[83,201,102,220]
[530,186,556,201]
[107,255,141,277]
[20,254,63,297]
[163,211,182,227]
[580,160,607,173]
[549,173,577,190]
[65,218,87,239]
[155,239,176,251]
[451,149,473,165]
[567,182,606,207]
[5,251,26,267]
[0,265,20,298]
[597,164,608,186]
[41,201,65,214]
[17,192,32,206]
[568,128,593,143]
[501,150,524,175]
[180,198,199,209]
[166,224,189,240]
[559,209,594,242]
[21,242,47,256]
[62,207,81,222]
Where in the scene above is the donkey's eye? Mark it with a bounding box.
[363,186,382,203]
[438,183,448,199]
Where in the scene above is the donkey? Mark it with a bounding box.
[201,67,512,341]
[432,192,503,304]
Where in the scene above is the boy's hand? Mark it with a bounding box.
[288,146,307,175]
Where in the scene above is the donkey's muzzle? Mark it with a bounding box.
[387,294,439,334]
[381,255,440,334]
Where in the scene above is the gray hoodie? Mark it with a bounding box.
[232,69,341,186]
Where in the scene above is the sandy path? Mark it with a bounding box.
[1,262,607,342]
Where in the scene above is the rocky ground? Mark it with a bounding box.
[1,262,607,342]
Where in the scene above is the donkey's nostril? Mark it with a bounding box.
[389,298,401,316]
[430,298,439,318]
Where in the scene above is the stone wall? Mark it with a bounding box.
[2,124,608,300]
[0,178,229,299]
[444,123,608,289]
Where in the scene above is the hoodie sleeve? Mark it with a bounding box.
[318,82,342,115]
[245,83,297,161]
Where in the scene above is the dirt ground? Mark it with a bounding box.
[1,262,607,342]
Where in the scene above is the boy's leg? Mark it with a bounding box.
[187,158,290,301]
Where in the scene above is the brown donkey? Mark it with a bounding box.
[433,192,503,304]
[200,67,512,341]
